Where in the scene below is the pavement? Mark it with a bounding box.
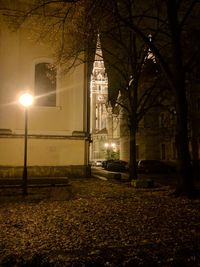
[0,167,199,189]
[91,166,200,189]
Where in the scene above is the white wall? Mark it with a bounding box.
[0,23,86,135]
[0,137,85,166]
[0,21,88,172]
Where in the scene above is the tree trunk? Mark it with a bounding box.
[175,85,194,196]
[167,0,194,196]
[191,118,199,161]
[129,127,138,180]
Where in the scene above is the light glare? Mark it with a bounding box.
[19,93,34,107]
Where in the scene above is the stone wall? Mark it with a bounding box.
[0,165,91,179]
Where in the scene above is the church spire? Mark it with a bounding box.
[94,34,103,61]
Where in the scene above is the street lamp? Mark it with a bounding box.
[19,93,34,196]
[111,143,116,149]
[104,143,109,148]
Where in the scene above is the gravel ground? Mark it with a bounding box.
[0,177,200,266]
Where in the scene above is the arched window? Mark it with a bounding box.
[35,63,56,106]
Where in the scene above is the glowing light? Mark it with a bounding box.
[111,143,116,148]
[105,143,116,148]
[19,93,34,107]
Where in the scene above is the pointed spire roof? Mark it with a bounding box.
[95,34,103,61]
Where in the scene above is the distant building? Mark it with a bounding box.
[120,78,200,163]
[90,37,200,165]
[90,38,120,163]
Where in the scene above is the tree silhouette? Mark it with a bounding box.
[1,0,199,195]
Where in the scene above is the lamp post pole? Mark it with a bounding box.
[19,93,33,196]
[22,108,28,196]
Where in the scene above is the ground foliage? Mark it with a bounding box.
[0,178,200,266]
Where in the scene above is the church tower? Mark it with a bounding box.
[90,36,120,163]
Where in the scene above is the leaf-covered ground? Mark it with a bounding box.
[0,178,200,266]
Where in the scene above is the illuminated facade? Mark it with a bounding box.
[0,16,90,178]
[90,39,120,162]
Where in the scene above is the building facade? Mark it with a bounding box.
[90,39,120,163]
[120,86,200,164]
[89,40,200,165]
[0,16,90,178]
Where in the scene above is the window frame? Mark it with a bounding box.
[33,59,57,107]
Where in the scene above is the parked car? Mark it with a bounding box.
[102,159,114,169]
[107,160,128,172]
[95,160,103,167]
[137,160,175,173]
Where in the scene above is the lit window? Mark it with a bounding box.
[35,63,56,106]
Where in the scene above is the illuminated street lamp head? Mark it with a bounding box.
[111,143,116,148]
[19,93,34,107]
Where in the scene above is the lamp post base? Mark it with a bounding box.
[22,167,28,196]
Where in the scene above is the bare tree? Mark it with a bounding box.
[1,0,173,182]
[100,29,172,180]
[0,0,97,71]
[106,0,200,196]
[81,0,199,194]
[1,0,199,195]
